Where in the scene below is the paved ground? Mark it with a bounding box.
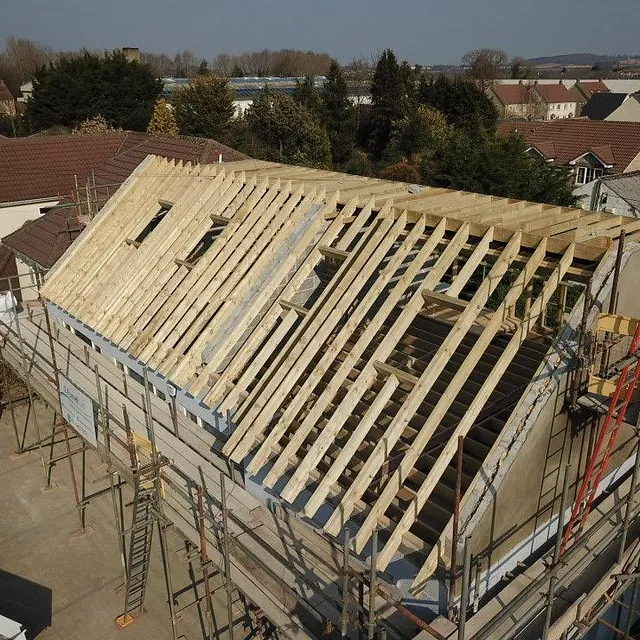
[0,397,258,640]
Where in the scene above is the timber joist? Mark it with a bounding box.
[41,154,635,588]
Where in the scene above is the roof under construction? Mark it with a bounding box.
[41,155,640,589]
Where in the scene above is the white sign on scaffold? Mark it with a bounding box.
[59,375,97,447]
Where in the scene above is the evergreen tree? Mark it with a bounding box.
[417,75,498,134]
[146,98,179,135]
[244,88,331,168]
[197,58,210,76]
[369,49,405,158]
[320,61,356,166]
[421,129,575,206]
[172,76,235,140]
[27,51,162,131]
[293,75,321,115]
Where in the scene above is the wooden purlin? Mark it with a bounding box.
[171,189,336,390]
[91,169,244,333]
[298,225,495,518]
[409,243,576,588]
[246,213,430,480]
[319,230,526,538]
[143,180,301,371]
[112,175,265,348]
[44,158,195,308]
[223,203,401,460]
[350,236,551,555]
[274,222,474,507]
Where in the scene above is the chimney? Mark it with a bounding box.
[122,47,141,63]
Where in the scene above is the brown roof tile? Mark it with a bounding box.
[576,80,610,98]
[533,83,577,104]
[2,207,84,269]
[490,84,530,105]
[498,119,640,171]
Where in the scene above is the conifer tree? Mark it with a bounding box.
[146,99,179,136]
[369,49,405,158]
[320,60,356,166]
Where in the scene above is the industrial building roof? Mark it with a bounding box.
[41,155,640,588]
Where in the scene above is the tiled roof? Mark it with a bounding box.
[0,134,128,204]
[576,80,611,98]
[92,133,247,190]
[2,207,83,269]
[0,133,248,205]
[533,83,577,104]
[581,93,629,120]
[490,84,530,105]
[1,132,249,267]
[498,119,640,171]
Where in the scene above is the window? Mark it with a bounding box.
[575,167,603,185]
[128,201,172,246]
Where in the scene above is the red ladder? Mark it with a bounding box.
[560,319,640,554]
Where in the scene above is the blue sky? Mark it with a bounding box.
[1,0,638,64]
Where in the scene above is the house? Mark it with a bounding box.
[0,133,246,298]
[0,80,16,116]
[573,79,611,102]
[581,92,640,122]
[488,80,578,120]
[16,81,32,104]
[574,170,640,215]
[499,119,640,188]
[6,154,640,638]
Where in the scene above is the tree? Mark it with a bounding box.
[320,61,356,166]
[146,98,179,135]
[387,105,453,163]
[293,75,321,115]
[244,88,331,168]
[197,58,210,76]
[369,49,406,158]
[510,56,533,80]
[171,76,235,139]
[0,37,53,95]
[417,75,498,134]
[462,48,508,89]
[421,129,576,206]
[27,51,162,131]
[72,115,120,135]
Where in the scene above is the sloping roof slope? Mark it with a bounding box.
[0,133,248,206]
[3,207,83,269]
[0,80,15,102]
[41,156,639,586]
[534,82,577,103]
[581,93,629,120]
[499,119,640,171]
[490,84,530,105]
[0,134,126,204]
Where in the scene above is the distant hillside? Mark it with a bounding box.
[527,53,632,66]
[528,53,615,66]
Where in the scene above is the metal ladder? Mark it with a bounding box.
[561,318,640,554]
[116,464,160,627]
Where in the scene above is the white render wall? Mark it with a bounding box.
[0,200,58,239]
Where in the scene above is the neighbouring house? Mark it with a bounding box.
[573,79,611,102]
[16,81,32,104]
[499,119,640,190]
[581,93,640,122]
[0,133,247,299]
[574,170,640,215]
[488,80,578,120]
[0,80,16,116]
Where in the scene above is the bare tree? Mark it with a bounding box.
[462,48,508,89]
[0,37,53,93]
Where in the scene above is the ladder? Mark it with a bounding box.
[115,464,160,627]
[561,318,640,554]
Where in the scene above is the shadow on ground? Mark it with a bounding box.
[0,569,52,639]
